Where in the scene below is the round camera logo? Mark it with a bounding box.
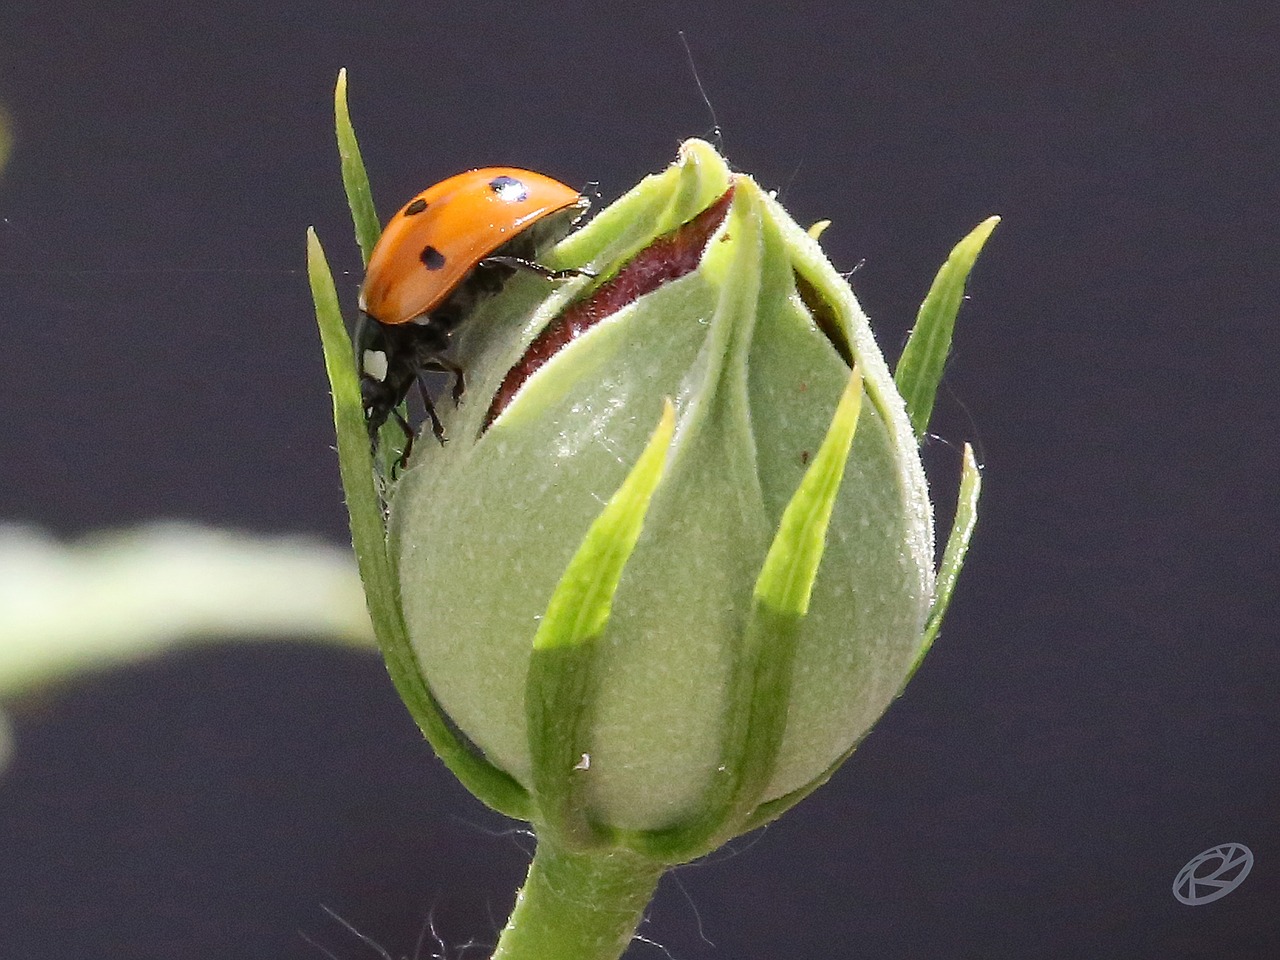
[1173,843,1254,905]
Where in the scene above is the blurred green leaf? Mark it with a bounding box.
[0,105,12,176]
[0,523,374,699]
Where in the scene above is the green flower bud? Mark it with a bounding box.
[370,140,966,857]
[313,76,992,959]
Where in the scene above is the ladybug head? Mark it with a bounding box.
[353,312,400,434]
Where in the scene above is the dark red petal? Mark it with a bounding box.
[485,183,737,428]
[793,270,854,369]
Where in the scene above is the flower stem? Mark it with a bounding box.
[491,838,665,960]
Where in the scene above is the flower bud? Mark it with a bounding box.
[379,140,957,857]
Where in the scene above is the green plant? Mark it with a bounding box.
[310,69,994,960]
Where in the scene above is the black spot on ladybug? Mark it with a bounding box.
[420,245,447,270]
[489,175,529,203]
[404,198,428,216]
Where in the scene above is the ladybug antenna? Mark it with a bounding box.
[678,31,723,153]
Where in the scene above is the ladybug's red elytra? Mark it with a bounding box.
[355,167,590,459]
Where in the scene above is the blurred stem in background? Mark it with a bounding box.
[0,97,377,771]
[0,102,11,174]
[0,101,375,768]
[0,524,375,773]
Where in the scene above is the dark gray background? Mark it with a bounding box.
[1,2,1277,957]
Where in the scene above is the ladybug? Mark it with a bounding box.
[355,167,591,459]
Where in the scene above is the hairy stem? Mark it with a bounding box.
[491,838,665,960]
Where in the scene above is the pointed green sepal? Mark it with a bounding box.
[631,370,864,861]
[918,442,982,659]
[334,68,380,268]
[741,440,982,835]
[309,227,531,819]
[754,367,864,616]
[526,401,676,844]
[894,216,999,441]
[334,70,408,479]
[530,400,676,653]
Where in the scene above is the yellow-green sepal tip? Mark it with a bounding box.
[754,367,864,616]
[334,69,379,268]
[526,400,677,846]
[627,369,866,862]
[531,399,677,653]
[894,216,1000,441]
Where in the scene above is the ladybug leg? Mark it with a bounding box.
[479,254,597,281]
[415,378,448,443]
[390,408,416,470]
[422,357,466,405]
